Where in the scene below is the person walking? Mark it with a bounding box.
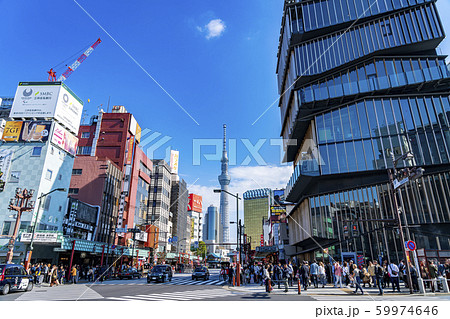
[429,260,439,292]
[310,260,319,288]
[409,262,419,292]
[388,261,401,292]
[361,265,370,288]
[368,261,376,288]
[351,264,364,295]
[263,265,271,293]
[300,261,310,291]
[59,266,65,285]
[50,266,59,287]
[282,264,290,292]
[71,265,78,284]
[334,262,343,288]
[318,262,326,288]
[343,261,350,287]
[287,261,294,287]
[374,260,384,295]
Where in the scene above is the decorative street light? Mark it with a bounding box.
[24,188,66,269]
[6,188,35,264]
[214,189,242,286]
[387,150,424,295]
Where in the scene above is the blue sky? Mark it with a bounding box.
[2,0,450,231]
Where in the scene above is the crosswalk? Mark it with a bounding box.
[105,288,237,301]
[94,277,227,286]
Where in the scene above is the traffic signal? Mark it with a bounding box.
[352,225,358,235]
[396,168,409,181]
[343,225,349,237]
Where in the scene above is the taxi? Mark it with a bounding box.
[0,264,34,295]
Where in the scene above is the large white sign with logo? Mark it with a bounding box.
[20,232,58,243]
[10,82,84,134]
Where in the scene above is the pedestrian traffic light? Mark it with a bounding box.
[352,225,358,235]
[343,225,349,236]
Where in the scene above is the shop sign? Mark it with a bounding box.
[20,232,58,243]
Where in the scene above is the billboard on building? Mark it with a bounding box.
[9,82,83,134]
[170,150,179,174]
[125,136,135,165]
[51,122,79,156]
[188,194,202,213]
[0,150,13,192]
[1,120,51,142]
[270,206,287,224]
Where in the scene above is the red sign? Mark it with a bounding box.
[260,234,264,246]
[188,194,202,213]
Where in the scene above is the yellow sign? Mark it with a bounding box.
[135,123,141,144]
[2,121,23,141]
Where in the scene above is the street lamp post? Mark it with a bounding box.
[24,188,66,269]
[388,151,423,295]
[214,189,241,286]
[6,188,35,264]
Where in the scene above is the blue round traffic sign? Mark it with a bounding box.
[407,240,416,251]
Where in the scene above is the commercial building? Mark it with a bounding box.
[278,0,450,263]
[149,159,172,253]
[68,156,122,244]
[0,81,82,263]
[170,174,190,253]
[243,188,273,250]
[203,205,220,255]
[188,193,203,243]
[72,106,157,268]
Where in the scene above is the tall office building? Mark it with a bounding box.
[279,0,450,262]
[204,205,219,242]
[218,124,230,243]
[243,189,273,250]
[149,159,172,252]
[170,175,189,253]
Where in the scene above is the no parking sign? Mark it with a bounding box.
[405,240,416,251]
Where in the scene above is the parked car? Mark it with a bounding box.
[0,264,34,295]
[147,265,172,283]
[118,267,142,280]
[192,266,210,281]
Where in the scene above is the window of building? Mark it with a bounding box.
[72,169,83,175]
[2,221,11,235]
[77,146,92,155]
[44,196,51,211]
[45,169,53,180]
[81,132,90,138]
[31,146,42,157]
[68,188,79,195]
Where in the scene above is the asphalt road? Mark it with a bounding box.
[2,269,448,301]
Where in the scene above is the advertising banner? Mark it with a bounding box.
[10,82,83,134]
[2,121,23,141]
[170,150,179,174]
[1,120,51,142]
[188,194,202,213]
[51,122,79,156]
[20,232,58,243]
[53,84,83,134]
[125,136,135,165]
[0,150,13,192]
[270,206,287,224]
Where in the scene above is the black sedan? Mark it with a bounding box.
[118,268,142,280]
[192,267,210,281]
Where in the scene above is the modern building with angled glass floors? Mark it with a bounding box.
[278,0,450,264]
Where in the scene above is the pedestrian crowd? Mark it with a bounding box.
[220,258,450,295]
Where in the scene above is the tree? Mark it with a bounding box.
[192,241,207,259]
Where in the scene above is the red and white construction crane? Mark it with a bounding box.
[48,38,102,82]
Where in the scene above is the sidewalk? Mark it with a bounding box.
[226,282,450,297]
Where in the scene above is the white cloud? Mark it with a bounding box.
[198,19,226,39]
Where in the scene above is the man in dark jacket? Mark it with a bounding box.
[300,261,310,291]
[374,260,384,295]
